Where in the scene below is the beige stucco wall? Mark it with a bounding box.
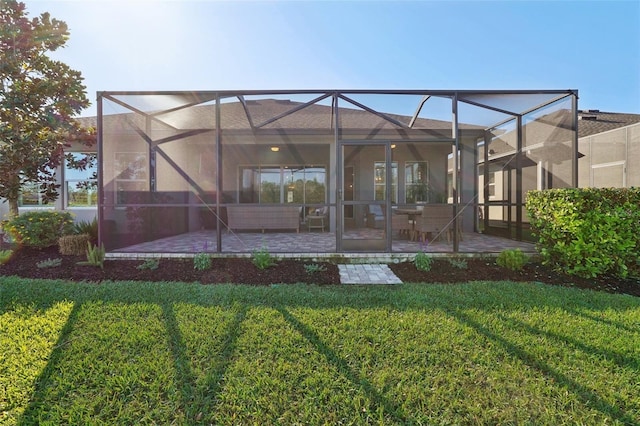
[578,122,640,188]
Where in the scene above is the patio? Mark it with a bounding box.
[109,229,535,258]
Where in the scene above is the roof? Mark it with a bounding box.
[577,110,640,138]
[150,98,466,131]
[83,98,484,138]
[79,96,640,138]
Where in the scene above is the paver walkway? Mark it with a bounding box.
[338,264,403,285]
[114,230,536,254]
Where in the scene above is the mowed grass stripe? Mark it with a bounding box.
[17,301,180,425]
[208,306,399,424]
[0,301,74,425]
[0,278,638,425]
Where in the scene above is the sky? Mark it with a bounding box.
[24,0,640,117]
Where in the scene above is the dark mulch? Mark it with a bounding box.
[0,245,339,286]
[389,259,640,297]
[1,243,638,297]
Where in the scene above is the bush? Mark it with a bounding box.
[59,234,92,256]
[527,188,640,278]
[193,252,212,271]
[3,211,75,248]
[36,258,62,268]
[252,247,275,270]
[138,258,160,271]
[496,249,528,271]
[77,242,105,269]
[0,249,13,264]
[73,217,98,242]
[414,251,433,272]
[304,263,327,274]
[447,258,468,270]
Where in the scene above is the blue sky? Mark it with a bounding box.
[27,0,640,117]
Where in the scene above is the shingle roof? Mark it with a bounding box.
[577,110,640,138]
[80,98,481,135]
[78,102,640,139]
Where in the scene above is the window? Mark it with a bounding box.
[374,162,397,202]
[302,167,326,204]
[65,152,98,207]
[405,161,429,203]
[488,172,496,197]
[259,167,281,204]
[114,152,148,204]
[18,165,56,207]
[240,165,326,204]
[18,182,50,207]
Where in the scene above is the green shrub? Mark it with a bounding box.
[0,249,13,264]
[137,258,160,271]
[36,258,62,269]
[496,249,528,271]
[59,233,92,256]
[304,263,327,274]
[527,188,640,278]
[414,251,433,272]
[448,258,468,270]
[193,252,212,271]
[77,242,105,269]
[73,217,98,241]
[252,247,275,270]
[4,211,75,248]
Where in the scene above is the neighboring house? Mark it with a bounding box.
[8,89,618,254]
[576,110,640,188]
[475,108,640,239]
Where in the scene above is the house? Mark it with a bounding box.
[0,122,98,225]
[576,110,640,188]
[8,89,617,255]
[476,108,640,239]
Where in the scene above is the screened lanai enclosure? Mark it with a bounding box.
[97,90,578,254]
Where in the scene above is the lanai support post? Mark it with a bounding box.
[515,115,523,241]
[97,92,104,249]
[215,94,222,252]
[452,93,460,252]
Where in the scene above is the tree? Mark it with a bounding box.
[0,0,93,218]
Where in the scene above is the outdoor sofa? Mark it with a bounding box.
[226,205,300,233]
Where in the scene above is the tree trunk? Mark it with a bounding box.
[7,198,19,218]
[5,173,21,218]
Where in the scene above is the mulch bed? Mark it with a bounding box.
[389,259,640,297]
[0,245,339,286]
[1,243,638,297]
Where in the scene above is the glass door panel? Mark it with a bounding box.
[339,143,388,251]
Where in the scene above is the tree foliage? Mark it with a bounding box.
[0,0,94,217]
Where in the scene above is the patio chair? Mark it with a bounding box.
[366,204,385,228]
[391,213,413,239]
[307,206,328,232]
[414,205,462,243]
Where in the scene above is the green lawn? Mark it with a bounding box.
[1,278,639,425]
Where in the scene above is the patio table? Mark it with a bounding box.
[394,208,422,240]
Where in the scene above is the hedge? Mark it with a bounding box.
[526,187,640,279]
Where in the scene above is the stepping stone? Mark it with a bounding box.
[338,264,403,285]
